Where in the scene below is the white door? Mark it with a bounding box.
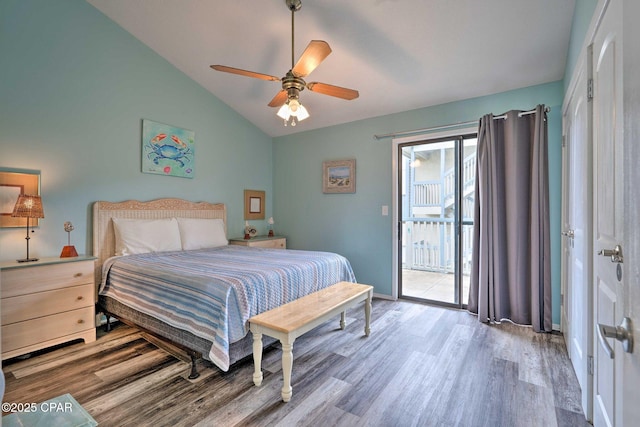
[592,0,629,425]
[562,54,593,419]
[621,0,640,423]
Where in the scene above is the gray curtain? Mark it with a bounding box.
[467,104,552,332]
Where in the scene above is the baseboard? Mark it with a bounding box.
[373,292,396,301]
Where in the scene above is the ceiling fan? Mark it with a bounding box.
[210,0,359,127]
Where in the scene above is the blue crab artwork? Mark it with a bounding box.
[142,120,195,178]
[145,134,193,167]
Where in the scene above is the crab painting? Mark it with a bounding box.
[141,120,195,178]
[145,133,193,168]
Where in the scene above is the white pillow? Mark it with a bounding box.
[112,218,182,256]
[176,217,227,250]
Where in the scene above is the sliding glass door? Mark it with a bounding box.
[398,134,476,308]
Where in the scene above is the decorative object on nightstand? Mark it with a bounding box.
[267,217,275,237]
[244,221,257,239]
[11,194,45,263]
[60,221,78,258]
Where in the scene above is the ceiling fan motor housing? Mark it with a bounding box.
[283,71,306,100]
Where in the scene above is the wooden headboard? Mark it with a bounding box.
[92,198,226,286]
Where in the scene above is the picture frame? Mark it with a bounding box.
[0,168,41,228]
[323,159,356,193]
[142,119,195,178]
[244,189,265,220]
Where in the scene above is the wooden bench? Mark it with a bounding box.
[249,281,373,402]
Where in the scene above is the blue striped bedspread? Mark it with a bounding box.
[99,245,356,371]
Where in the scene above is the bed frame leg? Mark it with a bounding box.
[104,312,112,333]
[188,353,200,380]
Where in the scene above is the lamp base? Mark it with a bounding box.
[17,257,39,263]
[60,245,78,258]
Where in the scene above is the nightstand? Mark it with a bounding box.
[229,235,287,249]
[0,256,96,360]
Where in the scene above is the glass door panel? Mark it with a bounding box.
[399,135,476,308]
[460,138,477,306]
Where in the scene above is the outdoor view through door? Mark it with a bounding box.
[399,135,477,307]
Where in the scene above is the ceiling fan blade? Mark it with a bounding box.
[307,82,359,100]
[268,90,288,107]
[291,40,332,78]
[210,65,280,82]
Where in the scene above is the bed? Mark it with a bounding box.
[93,198,356,377]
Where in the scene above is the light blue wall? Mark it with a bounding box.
[564,0,599,92]
[274,81,565,325]
[0,0,273,260]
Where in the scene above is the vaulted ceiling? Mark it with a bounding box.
[87,0,575,137]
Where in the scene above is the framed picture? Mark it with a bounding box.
[142,119,195,178]
[244,189,265,220]
[323,159,356,193]
[0,168,41,228]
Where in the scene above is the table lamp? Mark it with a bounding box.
[11,194,45,262]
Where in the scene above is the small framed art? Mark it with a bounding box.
[323,159,355,193]
[244,189,265,220]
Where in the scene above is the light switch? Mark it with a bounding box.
[382,205,389,216]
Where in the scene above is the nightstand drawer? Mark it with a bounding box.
[229,236,287,249]
[2,284,94,325]
[2,260,94,298]
[248,238,286,249]
[2,306,95,353]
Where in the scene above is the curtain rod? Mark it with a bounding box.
[373,106,550,140]
[493,106,550,121]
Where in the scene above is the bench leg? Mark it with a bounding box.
[364,291,372,337]
[340,311,346,330]
[252,331,263,386]
[281,339,294,402]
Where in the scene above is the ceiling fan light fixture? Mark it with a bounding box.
[288,99,309,120]
[276,99,309,126]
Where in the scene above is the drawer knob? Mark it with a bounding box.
[74,273,83,278]
[77,319,84,324]
[77,296,83,301]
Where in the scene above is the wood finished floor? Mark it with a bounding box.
[2,299,590,427]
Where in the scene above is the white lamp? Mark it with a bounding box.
[277,99,309,127]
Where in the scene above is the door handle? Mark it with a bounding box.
[598,244,624,263]
[597,317,634,359]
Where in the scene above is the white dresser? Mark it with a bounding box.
[0,256,96,360]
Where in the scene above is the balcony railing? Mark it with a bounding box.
[411,152,476,211]
[402,218,474,275]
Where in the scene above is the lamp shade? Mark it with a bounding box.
[277,103,291,120]
[11,194,45,219]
